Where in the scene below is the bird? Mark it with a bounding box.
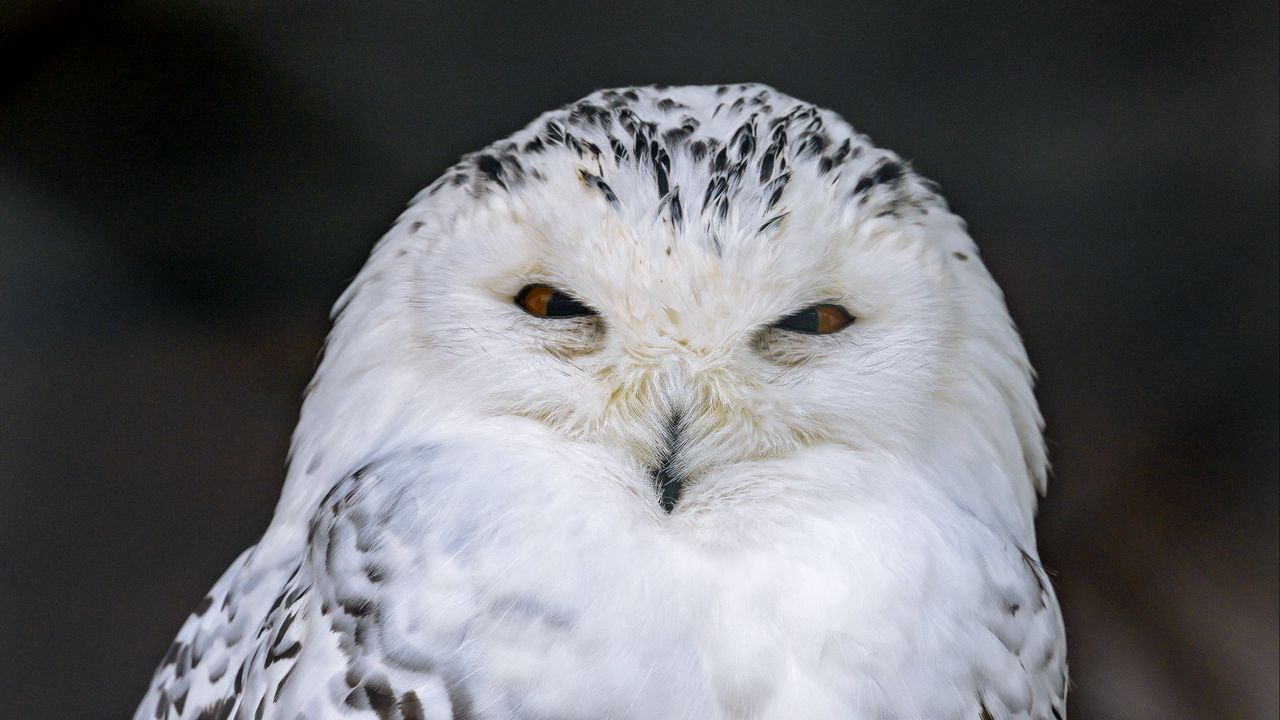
[134,84,1067,720]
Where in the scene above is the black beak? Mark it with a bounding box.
[652,412,684,513]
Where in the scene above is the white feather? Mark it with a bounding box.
[136,84,1065,720]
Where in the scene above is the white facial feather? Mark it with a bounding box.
[278,84,1047,537]
[138,84,1065,720]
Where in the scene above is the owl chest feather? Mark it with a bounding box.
[295,440,1062,719]
[136,440,1063,720]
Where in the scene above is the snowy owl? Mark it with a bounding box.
[135,84,1066,720]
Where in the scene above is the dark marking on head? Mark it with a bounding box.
[799,133,828,157]
[874,159,902,183]
[578,169,619,205]
[711,147,729,173]
[763,172,791,211]
[563,132,582,155]
[568,102,611,130]
[832,138,851,163]
[854,159,903,195]
[616,107,639,134]
[653,146,671,198]
[758,150,777,183]
[768,123,788,147]
[953,251,969,261]
[662,123,693,145]
[543,121,565,145]
[608,135,628,161]
[407,87,940,259]
[758,212,788,234]
[521,136,546,154]
[725,157,746,187]
[731,115,757,159]
[600,89,629,108]
[632,127,650,161]
[667,191,683,227]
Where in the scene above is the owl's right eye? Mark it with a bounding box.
[515,284,597,318]
[772,304,855,334]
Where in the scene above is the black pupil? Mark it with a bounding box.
[544,291,593,317]
[774,308,822,333]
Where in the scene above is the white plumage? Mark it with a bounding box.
[136,84,1067,719]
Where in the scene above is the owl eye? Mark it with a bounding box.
[772,304,855,334]
[515,284,597,318]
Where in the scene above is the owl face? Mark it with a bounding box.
[374,86,1008,513]
[298,85,1043,523]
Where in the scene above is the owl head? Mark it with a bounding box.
[279,85,1045,536]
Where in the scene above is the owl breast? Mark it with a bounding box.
[302,432,1061,719]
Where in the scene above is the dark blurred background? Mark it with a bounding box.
[1,1,1275,717]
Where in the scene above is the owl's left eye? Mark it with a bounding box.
[515,284,597,318]
[772,304,855,334]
